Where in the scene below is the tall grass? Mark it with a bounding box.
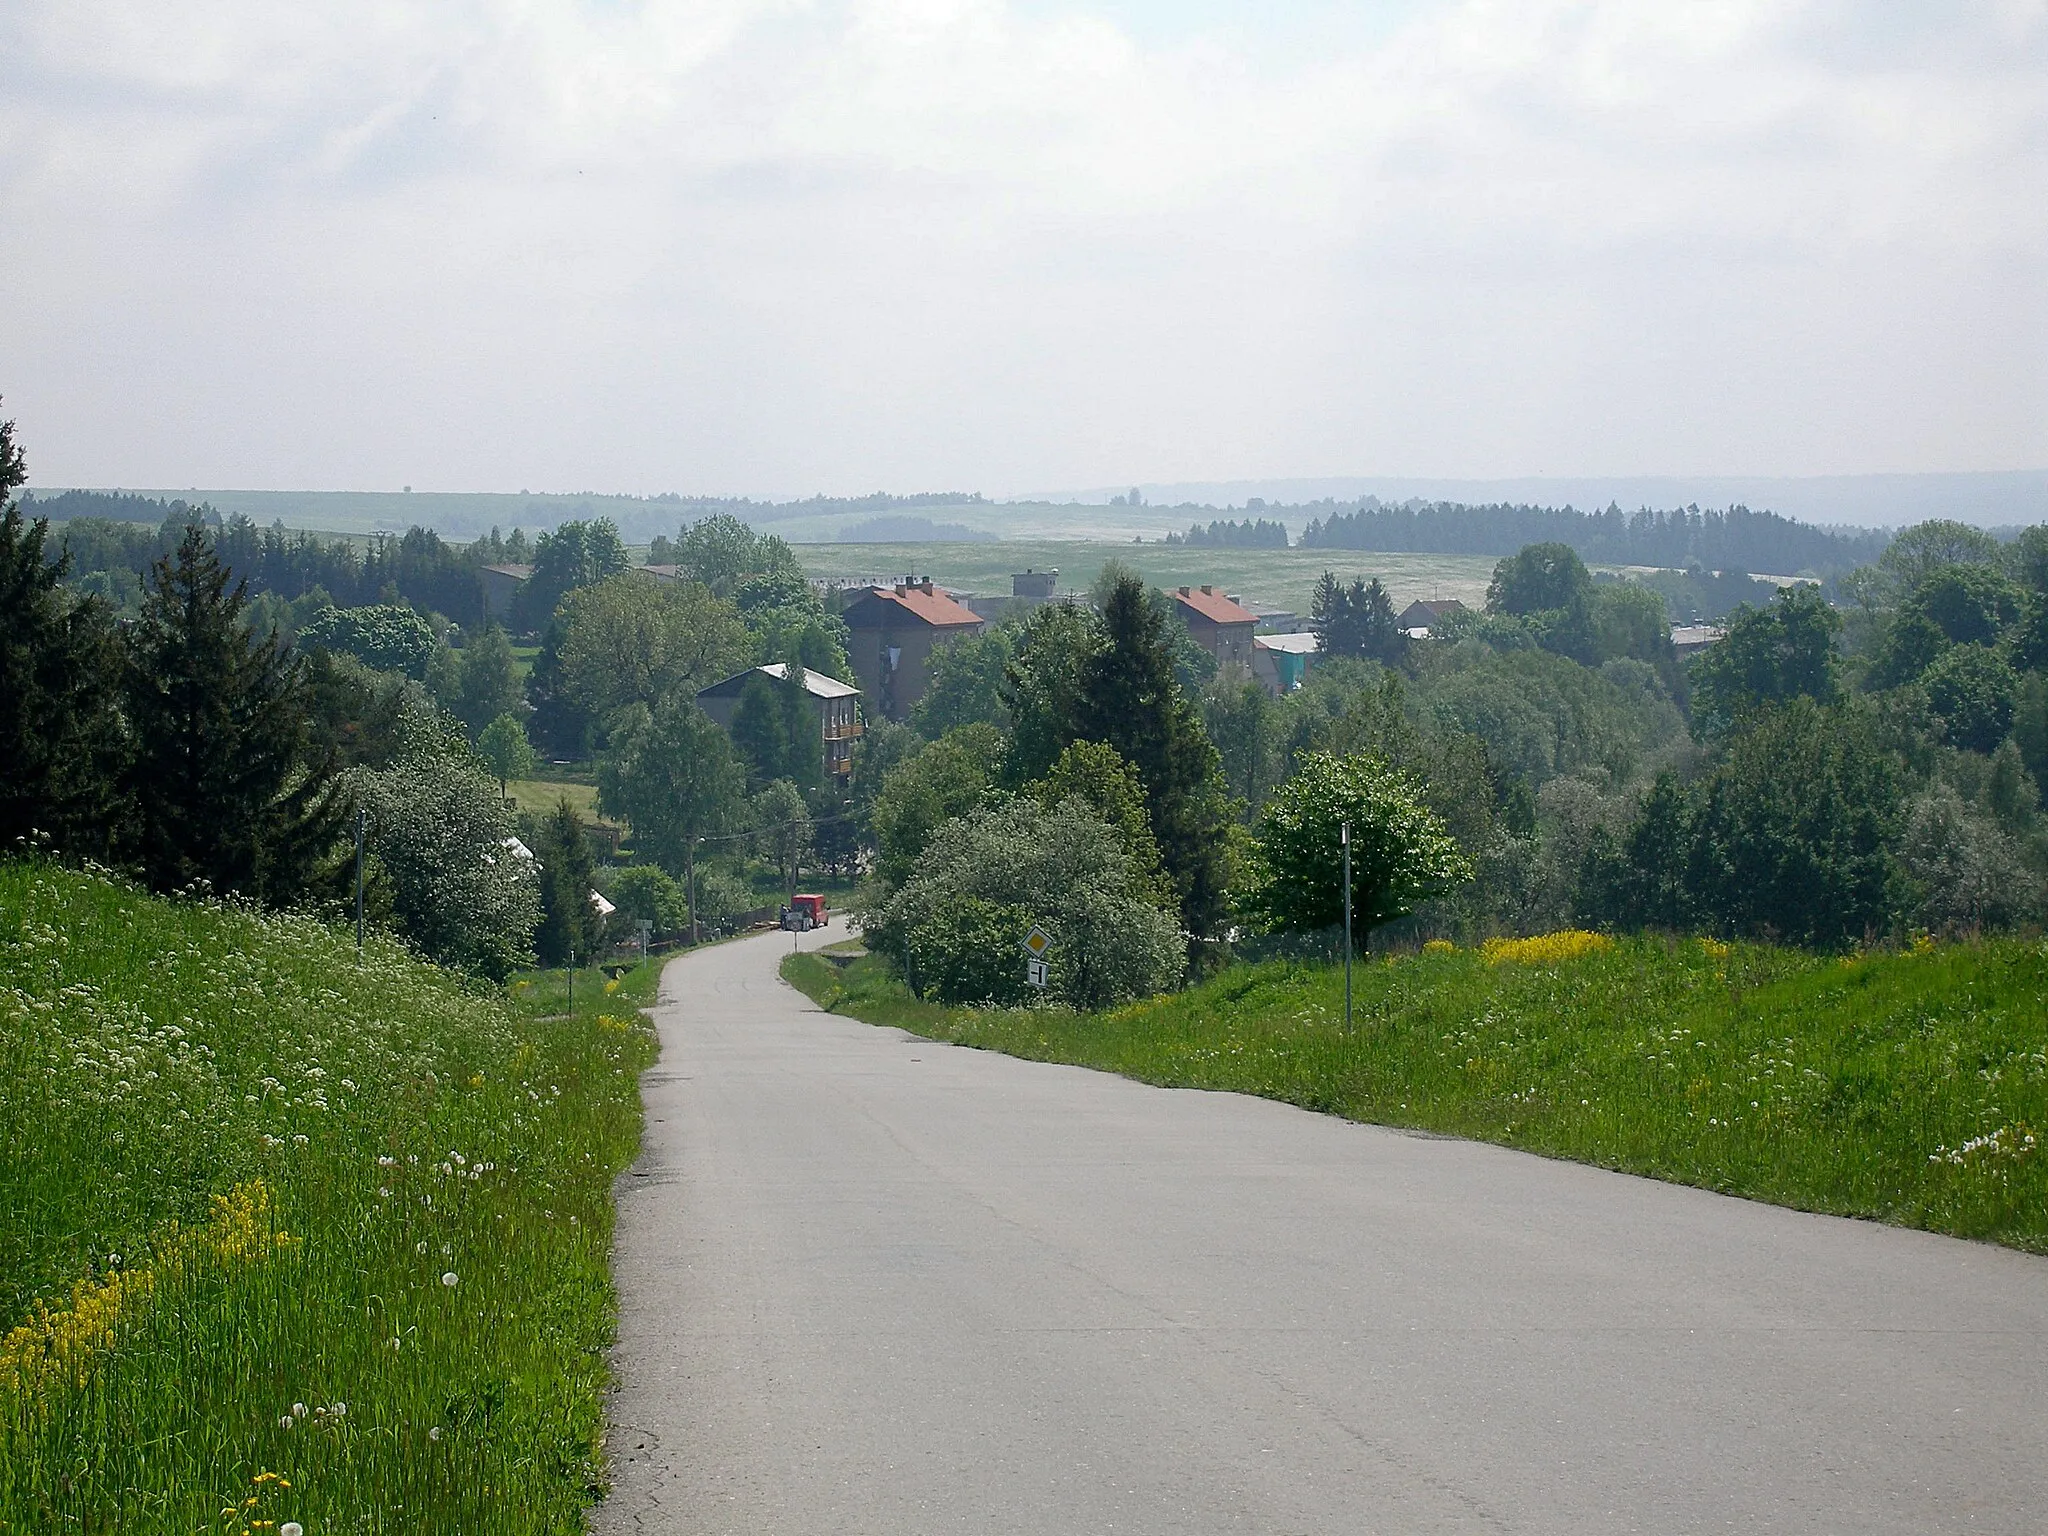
[0,862,659,1532]
[786,935,2048,1250]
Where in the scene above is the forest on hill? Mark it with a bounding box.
[1298,499,1889,575]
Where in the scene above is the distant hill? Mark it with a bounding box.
[16,487,993,543]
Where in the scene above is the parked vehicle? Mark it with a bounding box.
[780,894,829,932]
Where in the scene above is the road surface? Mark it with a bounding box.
[595,927,2048,1534]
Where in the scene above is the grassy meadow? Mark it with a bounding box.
[792,540,1502,619]
[0,863,660,1533]
[786,934,2048,1251]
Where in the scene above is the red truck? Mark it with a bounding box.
[780,894,829,932]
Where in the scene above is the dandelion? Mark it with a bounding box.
[283,1524,304,1536]
[442,1271,459,1287]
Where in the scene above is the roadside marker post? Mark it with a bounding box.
[1341,820,1352,1033]
[354,805,366,957]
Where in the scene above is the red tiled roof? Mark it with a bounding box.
[1172,585,1258,626]
[861,583,985,628]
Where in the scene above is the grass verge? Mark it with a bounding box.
[0,861,660,1532]
[785,936,2048,1251]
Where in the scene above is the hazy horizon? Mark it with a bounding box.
[5,2,2044,496]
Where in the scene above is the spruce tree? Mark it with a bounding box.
[775,663,824,791]
[124,524,345,904]
[0,407,131,858]
[533,797,600,966]
[455,622,523,732]
[1310,570,1361,658]
[730,672,788,789]
[1353,577,1407,665]
[1072,576,1235,941]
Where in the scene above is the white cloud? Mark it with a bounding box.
[1,0,2043,492]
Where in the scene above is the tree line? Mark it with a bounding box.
[1162,518,1290,548]
[1299,499,1889,576]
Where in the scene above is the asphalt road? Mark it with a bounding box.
[595,928,2048,1534]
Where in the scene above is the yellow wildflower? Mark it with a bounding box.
[1480,930,1615,966]
[0,1181,293,1414]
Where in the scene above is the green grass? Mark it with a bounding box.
[0,862,661,1532]
[505,776,614,825]
[793,541,1503,619]
[784,936,2048,1251]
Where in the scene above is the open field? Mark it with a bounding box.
[785,934,2048,1252]
[794,540,1503,618]
[0,863,661,1531]
[506,775,618,827]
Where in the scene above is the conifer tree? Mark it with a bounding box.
[455,622,523,732]
[775,663,824,791]
[533,797,600,965]
[1071,575,1235,941]
[730,671,788,789]
[0,406,131,858]
[1310,570,1362,658]
[1352,577,1408,665]
[124,524,345,904]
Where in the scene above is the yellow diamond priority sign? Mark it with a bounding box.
[1022,926,1053,958]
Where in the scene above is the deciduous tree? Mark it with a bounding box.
[477,711,536,796]
[1241,751,1472,947]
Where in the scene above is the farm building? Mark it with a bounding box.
[1396,598,1468,636]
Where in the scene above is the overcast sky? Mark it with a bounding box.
[4,0,2044,497]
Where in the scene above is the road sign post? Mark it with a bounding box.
[1022,927,1053,990]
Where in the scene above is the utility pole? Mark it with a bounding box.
[687,836,699,947]
[1341,819,1352,1033]
[354,805,366,957]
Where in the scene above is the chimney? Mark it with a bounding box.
[919,579,934,594]
[1201,584,1213,595]
[1177,586,1191,597]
